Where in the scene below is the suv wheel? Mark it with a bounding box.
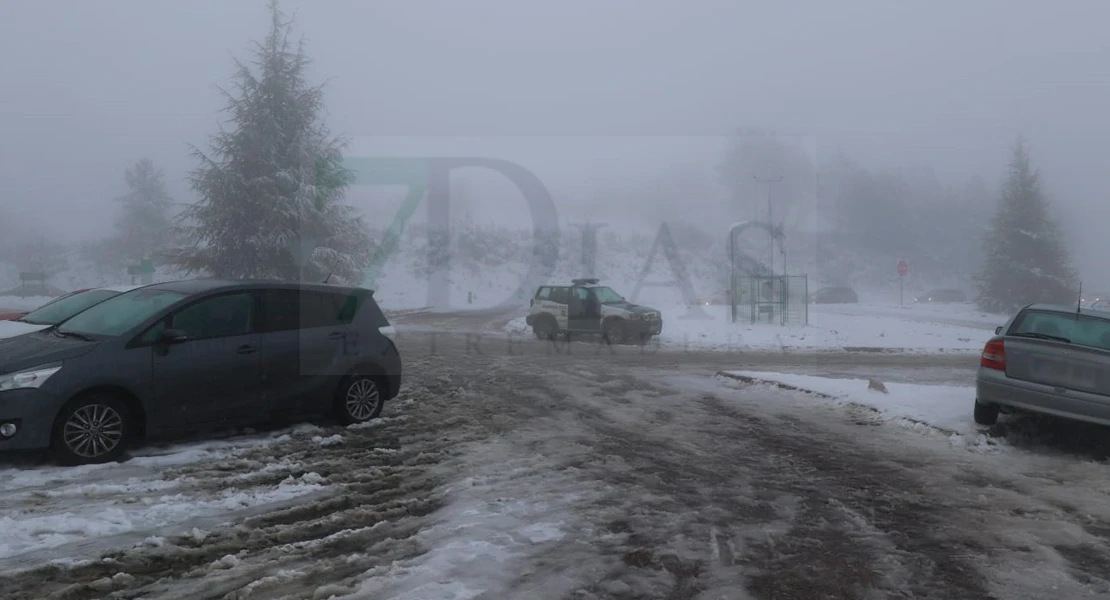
[533,317,557,341]
[973,400,999,425]
[336,375,384,425]
[603,319,627,345]
[52,394,132,465]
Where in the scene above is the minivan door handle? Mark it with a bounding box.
[327,331,346,340]
[236,344,259,355]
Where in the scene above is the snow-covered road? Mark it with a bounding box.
[3,330,1110,598]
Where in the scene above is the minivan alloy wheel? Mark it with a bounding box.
[63,403,125,459]
[345,378,381,421]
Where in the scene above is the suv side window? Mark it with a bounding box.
[549,287,569,304]
[536,287,552,301]
[171,292,255,340]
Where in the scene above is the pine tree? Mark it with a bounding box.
[114,158,176,262]
[975,137,1076,313]
[171,0,372,283]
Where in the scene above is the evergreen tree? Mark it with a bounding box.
[975,137,1076,313]
[171,0,372,282]
[114,158,175,261]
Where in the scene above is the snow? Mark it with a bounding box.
[507,301,1002,353]
[0,428,331,568]
[719,370,994,448]
[343,439,596,600]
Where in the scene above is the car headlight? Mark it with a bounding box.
[0,363,62,392]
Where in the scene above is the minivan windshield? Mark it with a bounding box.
[57,288,188,338]
[18,289,121,325]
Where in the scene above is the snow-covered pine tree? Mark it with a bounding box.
[171,0,372,283]
[975,137,1077,313]
[114,158,176,263]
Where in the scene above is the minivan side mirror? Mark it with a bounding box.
[159,328,188,344]
[995,326,1003,335]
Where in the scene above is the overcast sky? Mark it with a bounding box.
[2,0,1109,276]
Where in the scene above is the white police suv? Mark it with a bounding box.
[525,278,662,344]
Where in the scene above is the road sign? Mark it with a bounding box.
[897,260,908,306]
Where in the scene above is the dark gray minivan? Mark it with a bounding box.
[0,279,402,465]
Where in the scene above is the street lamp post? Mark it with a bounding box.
[753,175,783,275]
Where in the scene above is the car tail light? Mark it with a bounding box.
[981,339,1005,370]
[379,325,396,341]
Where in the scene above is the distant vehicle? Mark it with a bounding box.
[809,287,859,304]
[0,286,139,338]
[1092,299,1110,311]
[914,289,968,303]
[1083,292,1110,308]
[0,279,402,465]
[526,278,662,344]
[974,303,1110,426]
[696,290,729,306]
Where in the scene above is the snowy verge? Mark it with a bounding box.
[716,371,998,451]
[506,303,998,354]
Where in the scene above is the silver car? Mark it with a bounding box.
[975,303,1110,426]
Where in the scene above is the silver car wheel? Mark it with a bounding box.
[62,404,125,459]
[345,378,381,421]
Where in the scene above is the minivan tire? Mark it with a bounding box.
[335,375,384,425]
[973,400,999,426]
[52,394,132,466]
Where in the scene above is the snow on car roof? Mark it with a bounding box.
[97,285,147,293]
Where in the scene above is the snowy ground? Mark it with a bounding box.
[0,295,57,312]
[6,331,1110,598]
[505,301,1002,353]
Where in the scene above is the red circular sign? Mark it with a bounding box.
[897,260,908,276]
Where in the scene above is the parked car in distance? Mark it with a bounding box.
[695,290,730,306]
[0,279,402,465]
[809,286,859,304]
[974,303,1110,426]
[0,286,141,339]
[1083,292,1110,308]
[914,288,968,303]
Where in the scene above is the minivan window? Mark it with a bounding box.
[57,288,188,338]
[18,289,120,325]
[1010,310,1110,351]
[171,293,255,339]
[260,289,363,332]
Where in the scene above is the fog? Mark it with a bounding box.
[3,0,1110,287]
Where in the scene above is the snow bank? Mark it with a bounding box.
[718,371,996,450]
